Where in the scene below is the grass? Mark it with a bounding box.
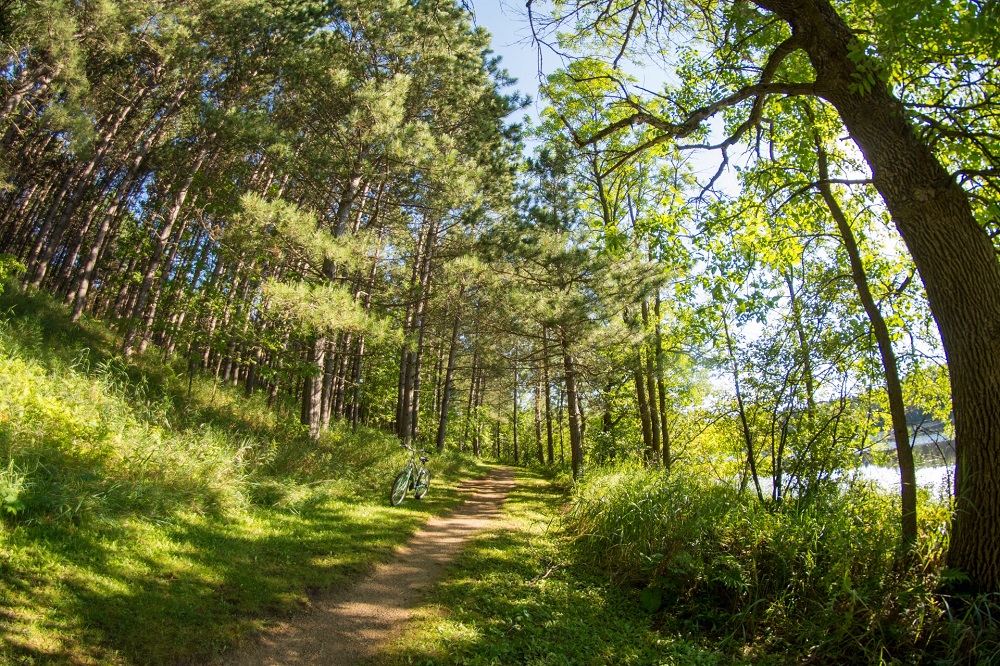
[0,287,492,665]
[382,469,720,665]
[3,285,995,665]
[564,462,1000,665]
[384,463,1000,666]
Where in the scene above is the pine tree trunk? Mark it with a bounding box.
[123,142,209,356]
[543,330,554,465]
[71,87,183,321]
[512,363,519,464]
[535,365,545,464]
[136,215,190,355]
[561,335,584,480]
[464,347,478,450]
[28,93,143,289]
[473,374,484,457]
[302,337,326,441]
[436,306,462,453]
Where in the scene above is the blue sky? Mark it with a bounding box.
[470,1,553,127]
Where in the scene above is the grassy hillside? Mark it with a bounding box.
[0,288,489,665]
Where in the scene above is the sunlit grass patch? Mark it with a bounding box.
[562,462,999,665]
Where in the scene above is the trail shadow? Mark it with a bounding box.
[219,469,514,666]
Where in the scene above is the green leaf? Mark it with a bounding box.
[939,567,970,584]
[639,585,663,613]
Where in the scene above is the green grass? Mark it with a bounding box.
[0,287,492,665]
[385,464,1000,666]
[382,469,720,665]
[563,462,999,665]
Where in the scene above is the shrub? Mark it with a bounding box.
[564,462,989,663]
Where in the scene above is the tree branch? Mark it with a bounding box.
[572,82,815,148]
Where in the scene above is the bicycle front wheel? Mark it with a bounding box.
[414,469,431,500]
[390,470,410,506]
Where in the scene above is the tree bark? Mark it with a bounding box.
[625,308,654,456]
[512,362,520,464]
[473,373,485,457]
[464,346,479,450]
[723,315,765,503]
[302,337,326,440]
[535,363,545,464]
[641,300,661,461]
[543,329,555,465]
[122,141,210,356]
[561,335,584,479]
[654,291,670,467]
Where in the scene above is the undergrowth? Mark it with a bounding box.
[567,462,1000,665]
[0,287,490,665]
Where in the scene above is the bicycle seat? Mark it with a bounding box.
[419,456,429,463]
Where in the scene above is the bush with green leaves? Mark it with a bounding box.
[566,462,997,664]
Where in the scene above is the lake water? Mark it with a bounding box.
[856,463,953,498]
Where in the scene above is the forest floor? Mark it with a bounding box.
[0,290,494,666]
[219,468,515,666]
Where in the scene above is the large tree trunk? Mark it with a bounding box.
[756,0,1000,589]
[302,337,326,440]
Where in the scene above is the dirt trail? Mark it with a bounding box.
[220,467,515,666]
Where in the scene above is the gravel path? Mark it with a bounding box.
[220,467,515,666]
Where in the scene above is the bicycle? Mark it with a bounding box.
[389,442,431,506]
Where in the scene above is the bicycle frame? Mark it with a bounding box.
[389,442,431,505]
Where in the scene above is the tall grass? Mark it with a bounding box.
[0,288,423,526]
[566,462,998,664]
[0,287,489,664]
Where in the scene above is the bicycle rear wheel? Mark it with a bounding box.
[414,469,431,499]
[390,470,410,506]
